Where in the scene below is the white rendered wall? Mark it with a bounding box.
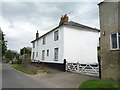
[31,26,64,63]
[63,26,99,64]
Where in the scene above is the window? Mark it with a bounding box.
[32,52,35,59]
[42,50,45,60]
[37,41,39,46]
[54,48,58,61]
[36,52,38,57]
[47,49,49,56]
[33,42,35,48]
[110,32,120,50]
[43,36,46,45]
[54,30,59,41]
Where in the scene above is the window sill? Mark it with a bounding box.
[54,59,58,61]
[54,39,58,41]
[110,49,120,51]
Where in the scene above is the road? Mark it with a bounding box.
[2,63,98,88]
[2,64,52,88]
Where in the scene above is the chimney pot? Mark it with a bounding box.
[36,30,39,40]
[59,14,69,26]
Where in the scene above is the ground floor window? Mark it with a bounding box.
[54,48,58,61]
[47,49,49,56]
[32,52,35,59]
[42,50,45,60]
[36,52,38,57]
[110,32,120,50]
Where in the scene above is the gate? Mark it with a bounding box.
[66,62,99,76]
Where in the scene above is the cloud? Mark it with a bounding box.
[1,1,102,52]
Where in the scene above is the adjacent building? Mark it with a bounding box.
[99,1,120,81]
[0,27,2,60]
[31,14,99,70]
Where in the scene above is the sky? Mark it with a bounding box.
[0,0,104,53]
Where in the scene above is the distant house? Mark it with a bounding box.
[31,14,99,70]
[98,1,120,81]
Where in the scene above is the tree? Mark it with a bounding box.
[20,47,31,55]
[0,29,2,59]
[5,50,19,60]
[2,31,7,55]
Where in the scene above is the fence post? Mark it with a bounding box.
[64,59,66,72]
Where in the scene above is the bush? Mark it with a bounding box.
[5,59,10,63]
[21,58,31,64]
[12,59,22,64]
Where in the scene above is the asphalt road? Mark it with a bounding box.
[2,64,50,88]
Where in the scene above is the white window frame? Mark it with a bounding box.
[54,30,59,41]
[110,32,120,50]
[42,50,45,60]
[33,42,35,48]
[32,52,35,59]
[43,36,46,45]
[54,48,58,61]
[36,52,38,57]
[47,49,49,56]
[37,40,39,46]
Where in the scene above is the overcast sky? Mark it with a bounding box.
[0,0,103,53]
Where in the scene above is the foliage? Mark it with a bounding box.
[12,60,21,64]
[11,59,48,75]
[79,80,119,88]
[5,50,19,60]
[11,64,35,75]
[5,58,10,63]
[2,32,7,55]
[21,58,31,65]
[20,47,31,55]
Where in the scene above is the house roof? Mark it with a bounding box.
[31,21,100,43]
[98,1,104,5]
[64,21,99,31]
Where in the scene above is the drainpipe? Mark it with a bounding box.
[64,59,66,72]
[98,56,101,79]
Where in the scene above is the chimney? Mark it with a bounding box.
[59,14,69,26]
[36,30,39,40]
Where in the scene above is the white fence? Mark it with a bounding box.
[66,62,99,76]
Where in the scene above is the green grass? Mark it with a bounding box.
[11,64,35,75]
[79,80,119,88]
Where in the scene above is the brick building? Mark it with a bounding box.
[99,1,120,81]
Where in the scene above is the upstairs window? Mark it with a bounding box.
[37,40,39,46]
[43,36,46,45]
[54,30,59,41]
[110,32,120,50]
[33,42,35,48]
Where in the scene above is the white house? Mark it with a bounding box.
[31,14,99,67]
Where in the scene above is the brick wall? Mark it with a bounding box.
[99,2,120,81]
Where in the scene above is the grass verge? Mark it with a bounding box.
[11,64,36,75]
[79,80,119,88]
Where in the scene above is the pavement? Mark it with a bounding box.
[30,71,99,88]
[2,63,99,88]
